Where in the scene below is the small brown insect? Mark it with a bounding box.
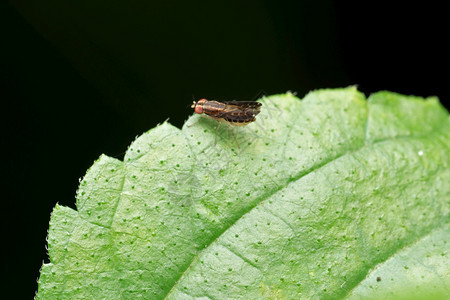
[191,99,262,126]
[191,98,262,146]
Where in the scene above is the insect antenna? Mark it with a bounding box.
[186,94,197,108]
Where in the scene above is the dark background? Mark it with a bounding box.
[1,1,448,298]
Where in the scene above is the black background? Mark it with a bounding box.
[1,1,448,298]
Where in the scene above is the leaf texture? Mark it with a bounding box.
[36,88,450,299]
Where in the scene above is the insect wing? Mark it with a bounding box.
[214,101,261,124]
[222,101,261,117]
[224,101,261,110]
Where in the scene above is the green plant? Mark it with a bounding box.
[36,88,449,299]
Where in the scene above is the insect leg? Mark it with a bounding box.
[214,119,222,145]
[224,122,240,149]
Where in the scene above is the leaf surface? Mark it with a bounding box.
[36,88,450,299]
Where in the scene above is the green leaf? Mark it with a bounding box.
[346,224,449,300]
[36,87,450,299]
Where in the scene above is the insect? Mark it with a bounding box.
[191,99,262,146]
[191,99,262,125]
